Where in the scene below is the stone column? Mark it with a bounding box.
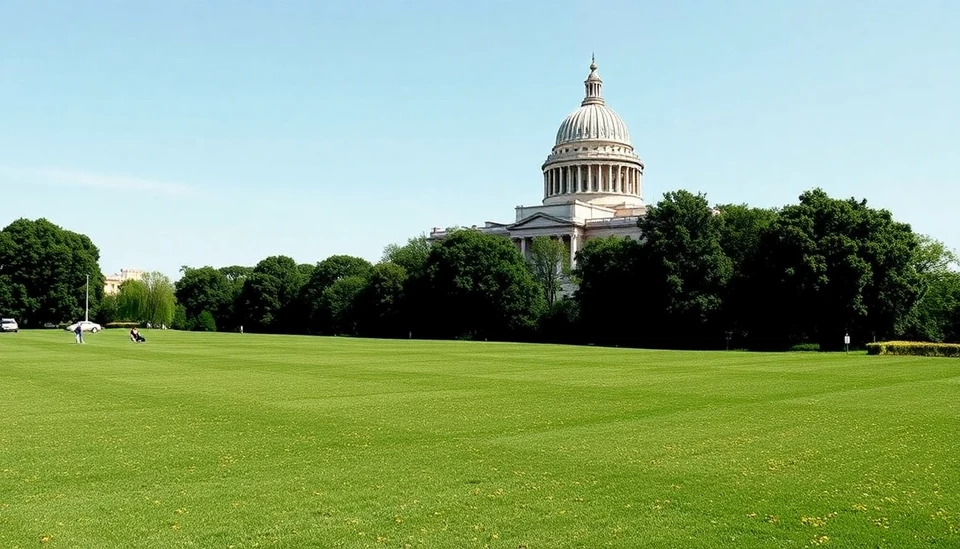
[569,232,578,267]
[520,237,526,257]
[577,165,582,193]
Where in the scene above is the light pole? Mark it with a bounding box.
[85,274,90,322]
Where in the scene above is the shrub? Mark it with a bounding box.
[196,310,217,332]
[788,343,821,352]
[866,341,960,357]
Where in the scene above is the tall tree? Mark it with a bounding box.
[757,188,921,349]
[0,218,104,326]
[237,256,305,333]
[382,235,431,279]
[901,235,960,342]
[300,255,373,334]
[117,280,149,322]
[574,236,646,346]
[175,266,234,330]
[355,262,408,338]
[528,236,569,307]
[639,190,733,347]
[417,230,544,341]
[142,271,176,327]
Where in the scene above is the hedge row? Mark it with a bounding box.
[105,322,140,329]
[866,341,960,357]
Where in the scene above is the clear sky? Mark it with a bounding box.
[1,0,958,280]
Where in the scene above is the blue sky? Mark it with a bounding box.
[1,0,958,280]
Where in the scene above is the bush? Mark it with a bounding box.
[105,322,140,330]
[788,343,821,352]
[196,310,217,332]
[866,341,960,357]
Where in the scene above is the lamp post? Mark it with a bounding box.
[85,274,90,322]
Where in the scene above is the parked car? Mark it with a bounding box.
[65,320,102,333]
[0,318,18,332]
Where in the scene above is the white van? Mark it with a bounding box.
[0,318,19,332]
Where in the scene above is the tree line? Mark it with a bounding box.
[3,187,958,350]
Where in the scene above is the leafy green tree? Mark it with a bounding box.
[117,279,149,322]
[382,235,431,279]
[574,236,646,346]
[713,204,778,345]
[175,266,234,330]
[901,235,960,342]
[196,310,217,332]
[639,190,733,347]
[756,188,921,349]
[321,276,367,335]
[95,294,119,325]
[171,304,190,330]
[218,265,253,329]
[528,236,569,307]
[143,272,176,327]
[300,255,373,334]
[118,273,175,326]
[355,262,408,337]
[237,256,305,333]
[0,218,104,325]
[417,230,544,340]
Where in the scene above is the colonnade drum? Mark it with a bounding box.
[543,163,641,197]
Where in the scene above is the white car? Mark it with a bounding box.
[66,321,102,333]
[0,318,18,332]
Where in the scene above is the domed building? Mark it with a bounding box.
[429,57,646,265]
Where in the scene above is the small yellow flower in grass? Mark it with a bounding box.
[40,535,53,543]
[808,535,830,546]
[394,515,403,524]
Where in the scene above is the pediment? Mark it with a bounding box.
[509,213,579,230]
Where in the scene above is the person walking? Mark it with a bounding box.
[74,323,84,344]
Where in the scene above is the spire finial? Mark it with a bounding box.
[582,54,604,105]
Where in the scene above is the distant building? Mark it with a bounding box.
[429,56,646,266]
[103,268,145,295]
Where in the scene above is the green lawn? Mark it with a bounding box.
[0,330,957,548]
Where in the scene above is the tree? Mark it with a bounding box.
[142,272,176,327]
[95,294,119,326]
[355,262,408,338]
[218,265,253,330]
[117,272,175,327]
[901,235,960,342]
[117,280,149,322]
[196,310,217,332]
[300,255,373,334]
[528,236,569,307]
[0,218,104,326]
[756,188,921,349]
[237,256,305,333]
[175,266,234,331]
[639,190,733,347]
[713,204,778,346]
[416,230,544,340]
[382,235,431,279]
[574,236,646,346]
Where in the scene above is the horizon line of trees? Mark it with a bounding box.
[3,187,959,350]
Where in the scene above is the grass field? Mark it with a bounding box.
[1,329,958,548]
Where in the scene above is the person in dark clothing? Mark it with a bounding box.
[130,327,146,343]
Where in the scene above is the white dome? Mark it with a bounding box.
[555,103,632,146]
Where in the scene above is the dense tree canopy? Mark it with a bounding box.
[415,229,545,341]
[0,218,103,326]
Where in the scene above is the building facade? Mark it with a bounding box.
[429,57,646,265]
[103,268,145,295]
